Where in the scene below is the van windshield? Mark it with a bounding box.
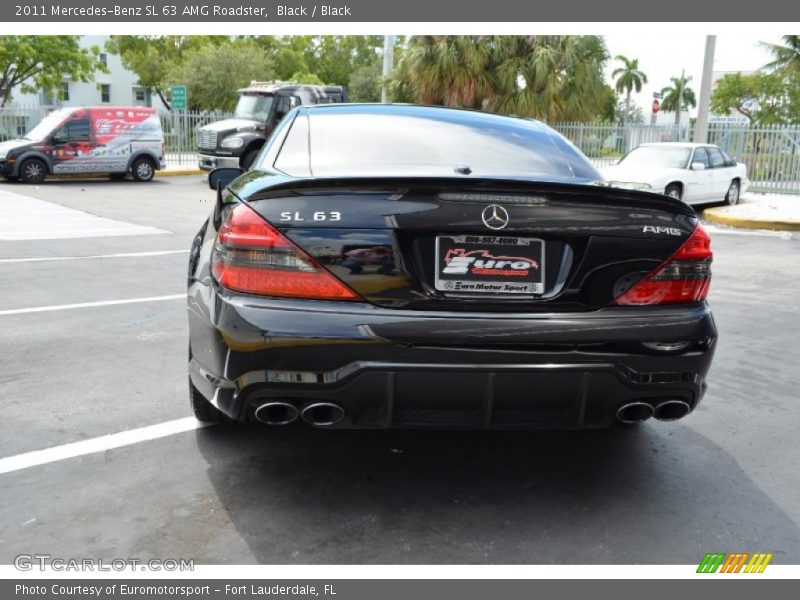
[235,94,274,122]
[24,113,67,141]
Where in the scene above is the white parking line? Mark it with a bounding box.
[0,294,185,316]
[0,417,210,475]
[0,250,189,264]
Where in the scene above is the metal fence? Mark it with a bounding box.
[2,104,799,193]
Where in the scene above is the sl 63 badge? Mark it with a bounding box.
[280,211,342,222]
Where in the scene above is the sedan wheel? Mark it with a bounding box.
[725,181,740,206]
[665,184,682,200]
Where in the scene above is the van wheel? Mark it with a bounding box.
[131,157,155,182]
[19,158,47,184]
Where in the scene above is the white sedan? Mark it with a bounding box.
[601,142,750,206]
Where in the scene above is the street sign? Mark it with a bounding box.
[652,98,660,114]
[171,85,187,110]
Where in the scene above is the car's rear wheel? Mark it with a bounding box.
[131,157,155,182]
[19,158,47,184]
[664,183,682,200]
[725,180,740,205]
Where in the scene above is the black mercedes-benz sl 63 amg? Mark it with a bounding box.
[187,104,717,429]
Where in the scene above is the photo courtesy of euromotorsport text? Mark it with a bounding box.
[0,0,799,596]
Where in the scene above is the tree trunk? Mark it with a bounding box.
[156,87,171,111]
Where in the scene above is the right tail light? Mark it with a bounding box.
[612,223,712,306]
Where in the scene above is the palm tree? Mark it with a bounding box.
[612,55,647,128]
[761,35,800,77]
[398,36,497,109]
[661,74,697,125]
[394,35,611,122]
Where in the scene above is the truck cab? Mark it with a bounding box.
[197,82,348,171]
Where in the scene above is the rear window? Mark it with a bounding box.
[281,110,596,179]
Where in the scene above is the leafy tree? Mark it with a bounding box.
[612,55,647,128]
[106,35,220,109]
[761,35,800,78]
[614,98,645,125]
[710,71,799,125]
[660,74,696,125]
[165,41,273,112]
[0,36,108,107]
[348,63,382,102]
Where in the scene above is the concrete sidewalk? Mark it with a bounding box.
[703,193,800,231]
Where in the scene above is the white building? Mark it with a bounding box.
[8,35,166,111]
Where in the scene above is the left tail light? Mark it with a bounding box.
[211,203,361,301]
[612,223,712,306]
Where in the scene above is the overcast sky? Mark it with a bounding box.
[604,33,785,115]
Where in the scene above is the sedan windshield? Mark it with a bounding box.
[619,146,692,169]
[234,94,274,122]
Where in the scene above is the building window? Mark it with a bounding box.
[99,53,107,66]
[134,87,147,105]
[61,81,70,102]
[101,84,111,103]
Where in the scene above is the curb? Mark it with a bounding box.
[156,169,205,177]
[703,206,800,232]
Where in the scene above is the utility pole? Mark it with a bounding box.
[381,35,395,104]
[694,36,716,143]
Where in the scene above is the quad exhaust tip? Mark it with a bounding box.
[301,402,345,426]
[653,400,692,422]
[253,401,299,425]
[616,401,654,424]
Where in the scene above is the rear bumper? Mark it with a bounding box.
[188,287,717,429]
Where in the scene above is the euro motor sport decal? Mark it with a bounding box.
[435,234,545,295]
[48,107,162,174]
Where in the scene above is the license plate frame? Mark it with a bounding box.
[434,234,545,295]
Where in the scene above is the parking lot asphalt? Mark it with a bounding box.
[0,176,798,564]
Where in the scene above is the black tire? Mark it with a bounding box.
[109,172,128,181]
[131,157,155,182]
[19,158,47,184]
[664,183,682,201]
[241,148,259,171]
[189,377,230,424]
[725,180,741,206]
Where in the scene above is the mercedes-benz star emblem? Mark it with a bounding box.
[481,204,510,230]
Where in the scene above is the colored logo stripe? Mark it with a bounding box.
[697,552,773,573]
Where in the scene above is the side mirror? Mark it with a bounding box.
[691,162,706,171]
[208,167,244,190]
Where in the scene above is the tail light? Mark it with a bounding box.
[612,223,712,306]
[211,203,361,301]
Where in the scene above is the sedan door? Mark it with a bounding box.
[707,146,734,200]
[684,147,713,203]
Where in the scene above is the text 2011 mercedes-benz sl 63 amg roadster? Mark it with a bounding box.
[187,104,716,429]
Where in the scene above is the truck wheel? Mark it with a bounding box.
[19,158,47,184]
[241,148,259,171]
[131,157,155,182]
